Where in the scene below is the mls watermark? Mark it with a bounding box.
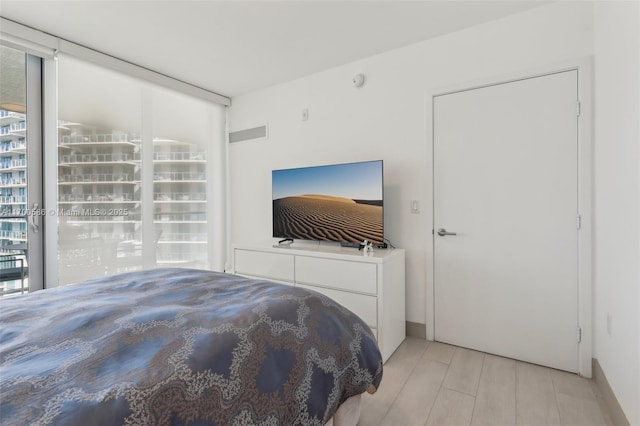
[1,208,130,217]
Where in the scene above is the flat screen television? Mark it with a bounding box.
[272,160,383,246]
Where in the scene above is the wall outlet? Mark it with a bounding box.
[301,108,309,121]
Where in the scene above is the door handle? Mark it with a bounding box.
[437,228,456,237]
[29,203,40,233]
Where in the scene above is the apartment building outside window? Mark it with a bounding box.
[0,44,33,296]
[1,21,228,295]
[57,54,222,286]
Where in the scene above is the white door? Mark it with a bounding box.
[433,70,579,372]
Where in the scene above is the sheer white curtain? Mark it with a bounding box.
[57,53,225,285]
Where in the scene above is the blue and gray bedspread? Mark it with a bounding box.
[0,268,383,425]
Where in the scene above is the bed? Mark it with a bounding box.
[0,268,382,425]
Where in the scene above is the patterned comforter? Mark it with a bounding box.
[0,268,383,425]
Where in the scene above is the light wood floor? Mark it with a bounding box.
[359,338,614,426]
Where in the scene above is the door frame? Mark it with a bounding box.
[424,58,593,377]
[25,53,44,292]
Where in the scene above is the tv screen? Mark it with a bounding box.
[272,160,383,246]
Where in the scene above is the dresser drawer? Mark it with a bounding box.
[295,256,377,295]
[297,283,377,329]
[234,249,294,282]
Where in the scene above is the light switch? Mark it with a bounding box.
[410,200,420,214]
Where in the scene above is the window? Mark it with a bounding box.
[57,54,224,285]
[2,21,227,290]
[0,44,44,295]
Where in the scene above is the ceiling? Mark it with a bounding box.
[0,1,551,98]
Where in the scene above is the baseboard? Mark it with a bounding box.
[406,321,426,339]
[592,358,630,426]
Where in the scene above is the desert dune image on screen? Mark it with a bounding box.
[272,161,383,245]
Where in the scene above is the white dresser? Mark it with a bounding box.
[232,244,405,363]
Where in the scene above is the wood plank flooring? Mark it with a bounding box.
[359,338,615,426]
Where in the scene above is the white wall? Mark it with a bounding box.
[229,2,640,420]
[593,2,640,424]
[228,0,593,324]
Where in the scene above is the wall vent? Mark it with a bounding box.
[229,124,268,143]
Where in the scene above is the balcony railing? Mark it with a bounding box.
[158,232,207,242]
[155,212,206,222]
[0,196,27,204]
[153,172,205,181]
[153,152,205,161]
[0,230,27,240]
[60,133,140,145]
[93,232,139,241]
[0,111,25,120]
[0,142,27,152]
[0,255,28,297]
[59,193,136,202]
[153,192,206,202]
[59,153,136,164]
[58,174,135,183]
[156,252,207,262]
[0,178,27,186]
[0,160,26,170]
[9,122,26,132]
[67,214,141,222]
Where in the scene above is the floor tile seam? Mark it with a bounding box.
[467,351,487,425]
[377,341,431,424]
[422,382,446,426]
